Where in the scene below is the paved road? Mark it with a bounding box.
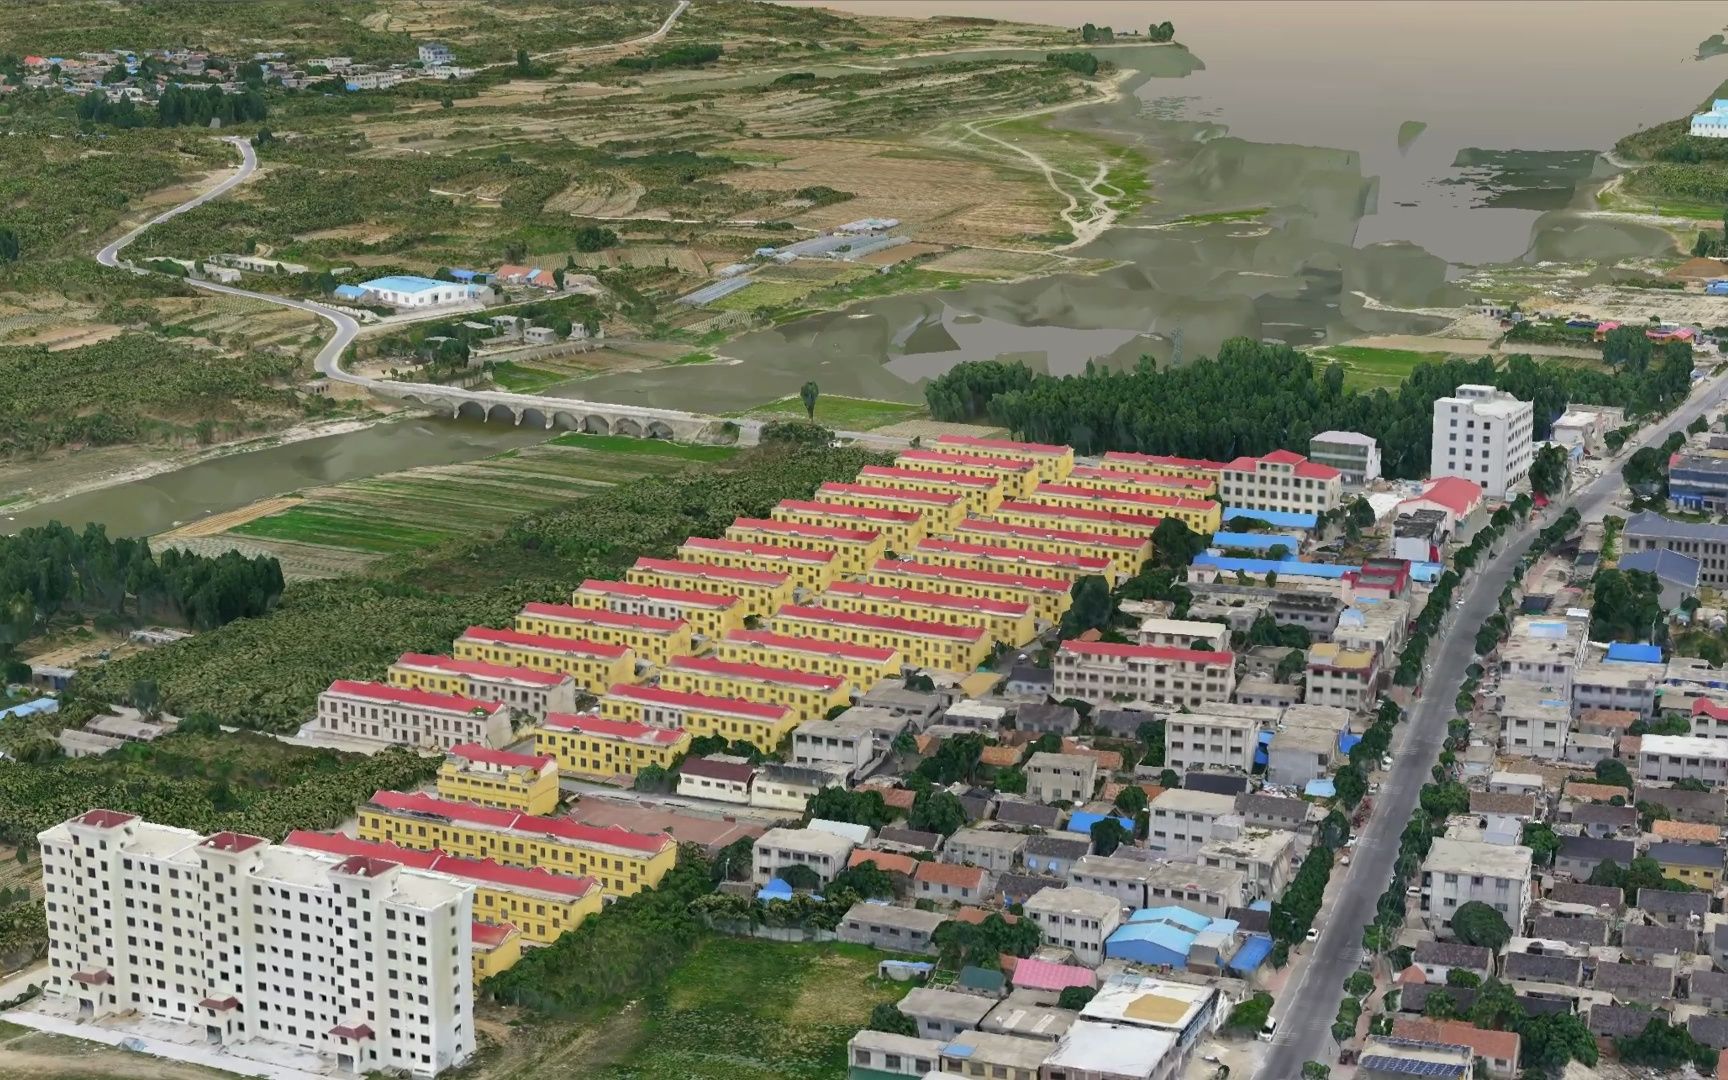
[1258,370,1728,1078]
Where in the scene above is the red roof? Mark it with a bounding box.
[1069,466,1214,490]
[1036,482,1217,512]
[1404,476,1484,516]
[934,434,1071,456]
[679,756,757,783]
[606,683,791,721]
[996,500,1165,530]
[897,449,1035,473]
[860,465,1000,490]
[449,743,556,771]
[818,481,964,507]
[332,854,405,879]
[1695,698,1728,721]
[955,517,1145,550]
[329,1023,375,1041]
[576,579,738,609]
[668,654,845,691]
[458,625,631,659]
[729,517,880,543]
[285,831,602,899]
[917,537,1112,572]
[471,921,517,947]
[848,849,919,875]
[914,861,987,888]
[632,556,789,587]
[1012,957,1096,991]
[1059,639,1233,665]
[873,558,1071,593]
[681,536,835,565]
[364,791,674,854]
[775,604,986,642]
[723,629,899,663]
[1391,1018,1519,1065]
[326,679,502,716]
[776,499,920,525]
[519,601,684,633]
[1099,451,1232,472]
[200,831,267,854]
[200,996,240,1011]
[393,653,570,687]
[825,580,1030,617]
[542,711,687,744]
[1224,450,1341,481]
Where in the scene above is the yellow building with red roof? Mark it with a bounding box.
[713,629,903,686]
[570,578,747,642]
[600,683,799,752]
[893,448,1039,499]
[772,498,928,554]
[627,556,795,615]
[676,536,837,593]
[855,465,1004,516]
[514,602,691,666]
[724,517,886,576]
[659,654,852,719]
[532,712,691,778]
[950,517,1150,578]
[770,604,990,673]
[817,580,1036,646]
[814,481,966,534]
[453,625,636,693]
[437,743,562,814]
[869,558,1074,625]
[932,434,1075,482]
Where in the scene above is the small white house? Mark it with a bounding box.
[359,275,478,309]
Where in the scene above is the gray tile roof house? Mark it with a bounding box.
[1515,995,1572,1017]
[1622,922,1699,961]
[1470,791,1538,818]
[1398,984,1476,1015]
[1555,835,1636,878]
[1235,793,1310,831]
[992,801,1064,829]
[1504,952,1584,985]
[1016,703,1081,735]
[876,827,944,853]
[1590,1003,1662,1038]
[1530,915,1607,946]
[1689,1013,1728,1050]
[1022,835,1091,876]
[1637,888,1710,923]
[1092,708,1152,738]
[1564,802,1639,834]
[1227,905,1272,934]
[1414,941,1494,973]
[1648,841,1727,871]
[1690,968,1728,1008]
[1593,960,1677,1002]
[1548,882,1624,911]
[1619,548,1703,597]
[995,872,1065,907]
[1635,785,1727,825]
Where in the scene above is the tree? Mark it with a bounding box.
[1345,970,1375,997]
[1300,1064,1329,1080]
[1419,781,1469,820]
[1450,901,1511,951]
[711,836,754,883]
[1528,444,1568,497]
[994,767,1027,794]
[1114,784,1149,816]
[1517,1011,1597,1071]
[0,227,18,264]
[515,47,532,73]
[777,863,822,891]
[800,381,820,421]
[1060,575,1115,638]
[1589,568,1665,643]
[1468,977,1522,1030]
[1149,20,1176,42]
[1602,324,1655,372]
[1520,822,1559,867]
[1423,989,1458,1020]
[633,764,671,792]
[868,1001,917,1036]
[807,786,893,829]
[907,789,967,836]
[831,860,897,899]
[1226,991,1274,1031]
[1058,986,1097,1010]
[1333,763,1368,809]
[1621,445,1668,498]
[1090,817,1129,857]
[1594,758,1633,789]
[1445,968,1481,988]
[759,419,833,447]
[1616,1016,1715,1073]
[1151,518,1206,569]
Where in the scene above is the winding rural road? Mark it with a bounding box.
[1256,368,1728,1078]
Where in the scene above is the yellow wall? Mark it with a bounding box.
[473,885,600,945]
[712,635,903,686]
[1064,469,1217,501]
[356,806,676,897]
[626,563,795,618]
[533,723,690,778]
[771,504,928,555]
[569,584,747,642]
[388,665,467,696]
[599,693,799,753]
[472,929,524,983]
[990,503,1162,541]
[769,611,990,674]
[724,523,887,578]
[868,564,1073,625]
[514,609,692,667]
[657,665,851,720]
[1029,487,1222,534]
[856,470,1003,517]
[676,541,835,594]
[816,486,966,535]
[1096,455,1221,485]
[893,455,1037,500]
[436,760,561,816]
[950,521,1150,580]
[452,636,635,694]
[1659,861,1720,890]
[934,440,1075,483]
[816,589,1036,649]
[911,542,1116,587]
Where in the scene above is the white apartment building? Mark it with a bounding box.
[1305,642,1380,713]
[1638,734,1728,785]
[1219,449,1344,516]
[752,827,854,885]
[1419,836,1534,934]
[388,653,576,718]
[1135,617,1231,653]
[1164,703,1280,774]
[39,811,475,1078]
[1498,616,1587,699]
[1025,751,1099,805]
[1309,431,1382,488]
[1497,683,1571,759]
[1052,641,1235,709]
[1147,789,1237,857]
[676,756,755,804]
[790,707,902,781]
[1140,862,1248,919]
[1023,886,1123,968]
[1430,384,1534,499]
[1572,654,1664,718]
[1197,828,1297,902]
[315,680,510,750]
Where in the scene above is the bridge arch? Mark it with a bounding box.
[613,416,643,438]
[486,403,516,425]
[456,400,487,422]
[645,419,675,440]
[582,414,611,435]
[520,406,550,429]
[552,411,581,431]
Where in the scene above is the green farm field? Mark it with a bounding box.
[745,395,925,430]
[1312,345,1449,390]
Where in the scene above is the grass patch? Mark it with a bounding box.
[548,432,740,461]
[745,395,924,430]
[672,351,717,365]
[1312,345,1449,390]
[230,506,461,553]
[1174,208,1269,225]
[488,362,569,393]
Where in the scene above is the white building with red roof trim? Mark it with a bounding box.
[315,679,511,750]
[1218,449,1344,517]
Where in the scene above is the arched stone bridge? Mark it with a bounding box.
[376,382,756,443]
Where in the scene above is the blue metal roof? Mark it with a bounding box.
[1222,508,1318,529]
[1409,561,1444,582]
[1128,905,1212,931]
[1339,733,1363,754]
[1604,642,1663,664]
[1227,934,1274,974]
[1254,745,1269,767]
[0,698,57,721]
[1105,922,1193,968]
[359,275,451,293]
[1305,778,1337,798]
[1066,811,1134,835]
[1209,531,1301,551]
[332,284,367,299]
[448,268,478,281]
[1193,554,1356,579]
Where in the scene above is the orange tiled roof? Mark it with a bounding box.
[1391,1018,1520,1064]
[915,861,987,888]
[1619,735,1642,757]
[980,745,1022,768]
[848,849,919,876]
[1653,819,1722,843]
[953,905,1018,925]
[1565,782,1630,803]
[880,788,917,810]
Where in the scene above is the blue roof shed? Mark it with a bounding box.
[0,697,57,721]
[332,284,367,300]
[1222,508,1318,530]
[1065,810,1134,836]
[1105,919,1194,968]
[1227,934,1275,974]
[1604,642,1662,664]
[1305,778,1337,799]
[1192,555,1356,579]
[1209,531,1302,552]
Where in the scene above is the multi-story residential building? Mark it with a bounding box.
[1263,705,1351,787]
[1330,599,1410,658]
[1196,828,1297,902]
[750,762,847,813]
[1137,617,1232,653]
[1023,886,1123,967]
[1060,464,1218,500]
[1025,751,1098,804]
[569,579,745,642]
[1308,431,1382,488]
[724,518,886,577]
[1419,836,1534,933]
[1497,683,1572,759]
[514,602,691,666]
[387,653,576,719]
[855,464,1005,516]
[532,712,689,779]
[912,537,1116,586]
[838,903,947,956]
[1139,862,1247,919]
[1572,653,1665,718]
[1052,640,1235,708]
[1164,703,1279,774]
[659,655,850,720]
[599,684,796,754]
[1219,449,1344,516]
[452,625,635,693]
[1638,734,1728,784]
[753,826,854,885]
[893,448,1039,500]
[1028,481,1222,534]
[817,581,1035,646]
[357,790,676,896]
[1067,854,1159,911]
[790,706,903,780]
[41,811,475,1077]
[1148,789,1237,857]
[1667,452,1728,513]
[814,481,967,535]
[1187,580,1343,638]
[772,498,927,555]
[869,558,1074,625]
[770,605,990,674]
[436,744,560,814]
[942,828,1028,875]
[714,629,902,686]
[913,861,991,905]
[932,434,1076,482]
[626,556,795,615]
[1619,513,1728,589]
[989,499,1164,541]
[284,830,601,946]
[950,517,1150,580]
[1304,642,1380,712]
[314,680,510,750]
[1497,615,1587,698]
[676,755,755,803]
[1096,450,1230,487]
[1430,384,1534,499]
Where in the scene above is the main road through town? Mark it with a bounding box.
[1256,368,1728,1079]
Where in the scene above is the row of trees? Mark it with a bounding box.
[923,341,1694,479]
[76,84,268,130]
